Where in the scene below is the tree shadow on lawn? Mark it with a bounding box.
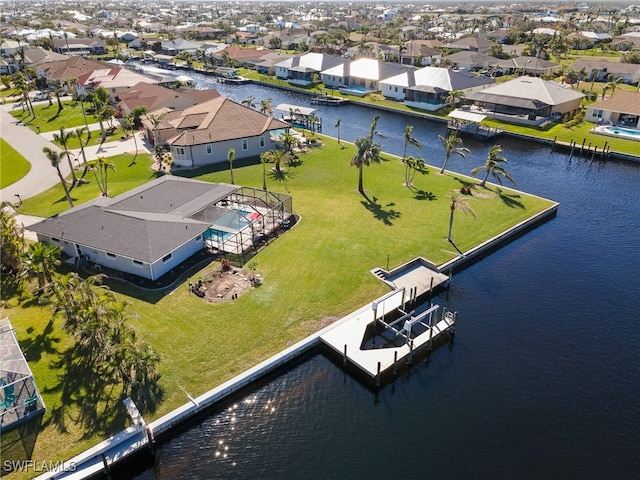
[172,155,261,179]
[44,346,164,438]
[21,319,61,363]
[412,188,437,201]
[495,187,525,209]
[360,196,401,226]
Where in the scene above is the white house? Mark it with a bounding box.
[321,58,412,96]
[380,66,495,111]
[142,96,290,168]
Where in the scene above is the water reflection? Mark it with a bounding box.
[131,66,640,480]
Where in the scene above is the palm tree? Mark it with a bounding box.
[446,194,476,242]
[87,157,116,196]
[439,132,470,174]
[120,115,138,160]
[471,144,516,188]
[606,77,623,98]
[227,148,235,184]
[261,148,293,173]
[350,135,382,196]
[335,118,342,145]
[42,147,74,208]
[279,131,297,152]
[402,155,426,188]
[149,112,165,146]
[242,95,256,109]
[1,202,26,276]
[402,125,422,162]
[589,68,601,92]
[259,98,273,116]
[52,127,78,186]
[260,152,269,190]
[21,241,61,292]
[445,90,464,110]
[75,127,88,167]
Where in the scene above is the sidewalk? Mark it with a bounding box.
[0,104,150,203]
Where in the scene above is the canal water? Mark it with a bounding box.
[132,69,640,480]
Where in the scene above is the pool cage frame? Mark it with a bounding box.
[0,318,45,433]
[193,187,293,264]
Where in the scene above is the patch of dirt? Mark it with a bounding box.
[190,268,257,303]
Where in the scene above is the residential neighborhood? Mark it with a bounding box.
[1,1,640,479]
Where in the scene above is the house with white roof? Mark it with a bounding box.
[380,67,495,111]
[466,76,585,126]
[274,52,345,86]
[321,58,412,97]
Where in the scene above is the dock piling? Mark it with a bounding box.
[376,362,381,387]
[393,351,398,376]
[580,138,586,154]
[343,344,347,367]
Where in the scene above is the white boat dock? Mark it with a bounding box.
[320,288,456,384]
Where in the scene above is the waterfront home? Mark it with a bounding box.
[160,38,201,55]
[52,38,107,55]
[322,58,412,96]
[113,82,221,116]
[28,176,292,280]
[584,91,640,128]
[441,51,497,71]
[141,97,290,167]
[572,60,640,85]
[36,56,107,85]
[380,66,495,111]
[275,52,345,86]
[466,76,585,126]
[77,66,159,94]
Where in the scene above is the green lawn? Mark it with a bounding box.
[0,138,31,188]
[4,136,554,479]
[19,153,155,218]
[10,100,100,133]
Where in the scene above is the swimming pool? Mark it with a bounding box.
[597,125,640,141]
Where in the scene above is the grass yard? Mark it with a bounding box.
[10,100,100,133]
[0,138,31,188]
[3,135,554,480]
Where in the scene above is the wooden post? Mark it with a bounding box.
[102,453,112,480]
[569,140,574,160]
[376,362,381,387]
[591,146,597,162]
[429,276,434,297]
[393,351,398,376]
[343,344,347,367]
[580,138,586,154]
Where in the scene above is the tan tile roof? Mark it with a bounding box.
[588,90,640,115]
[39,57,107,81]
[167,97,290,146]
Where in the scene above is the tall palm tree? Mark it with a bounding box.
[447,194,476,242]
[445,90,464,110]
[335,118,342,145]
[279,131,297,152]
[52,127,78,186]
[227,148,235,184]
[402,125,422,162]
[439,132,470,174]
[75,127,88,167]
[350,135,382,196]
[149,112,165,146]
[120,115,138,160]
[606,77,623,98]
[471,144,516,188]
[87,157,116,196]
[42,147,74,208]
[402,155,426,188]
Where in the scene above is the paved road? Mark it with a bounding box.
[0,104,151,203]
[1,103,151,234]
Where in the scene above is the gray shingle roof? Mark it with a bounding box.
[29,177,240,263]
